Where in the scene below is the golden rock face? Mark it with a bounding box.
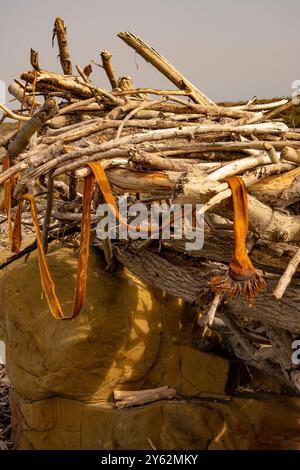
[1,246,300,450]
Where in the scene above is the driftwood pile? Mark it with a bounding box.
[1,17,300,391]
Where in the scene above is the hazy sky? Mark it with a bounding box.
[0,0,299,104]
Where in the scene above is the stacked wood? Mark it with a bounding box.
[1,17,300,392]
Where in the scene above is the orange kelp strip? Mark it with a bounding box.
[211,176,266,304]
[11,173,95,320]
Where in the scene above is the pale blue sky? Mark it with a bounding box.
[0,0,299,103]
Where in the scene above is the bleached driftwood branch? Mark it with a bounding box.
[273,248,300,299]
[118,31,215,106]
[114,386,176,408]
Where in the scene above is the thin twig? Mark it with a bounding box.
[116,97,166,139]
[113,88,191,97]
[207,293,222,326]
[52,17,73,75]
